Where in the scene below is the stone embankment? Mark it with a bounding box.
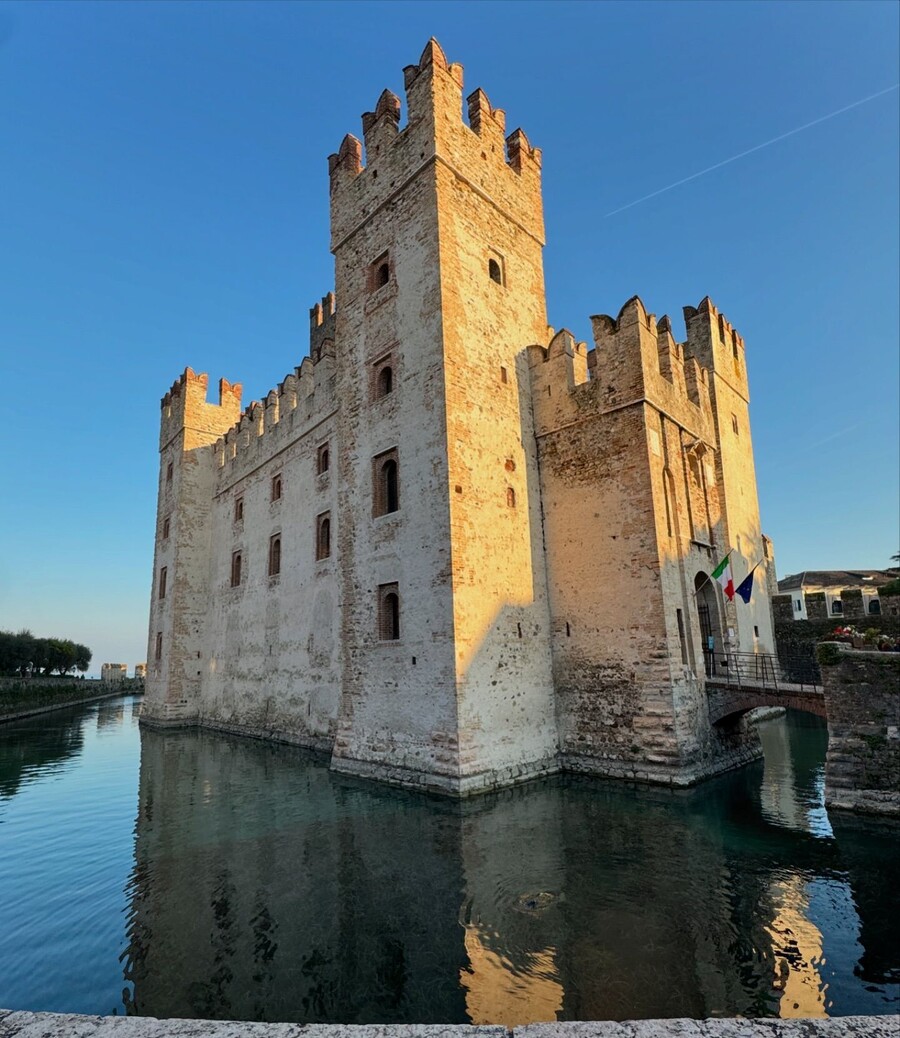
[0,678,142,724]
[819,644,900,817]
[0,1011,894,1037]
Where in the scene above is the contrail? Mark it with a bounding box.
[604,84,899,217]
[768,422,864,471]
[799,421,864,455]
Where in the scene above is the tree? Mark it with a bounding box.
[31,637,50,676]
[47,639,80,675]
[74,644,92,674]
[0,629,92,676]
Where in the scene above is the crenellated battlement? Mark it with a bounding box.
[682,296,749,400]
[159,367,243,451]
[309,291,336,360]
[529,296,724,441]
[147,43,777,797]
[328,39,544,249]
[213,343,336,480]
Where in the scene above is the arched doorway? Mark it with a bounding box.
[695,571,723,678]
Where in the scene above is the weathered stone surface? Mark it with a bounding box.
[1,1013,896,1038]
[519,1021,896,1038]
[142,40,776,797]
[0,1013,503,1037]
[821,647,900,817]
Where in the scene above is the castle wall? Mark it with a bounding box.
[323,41,559,794]
[430,61,557,788]
[198,348,341,748]
[820,646,900,817]
[144,40,777,797]
[145,370,242,723]
[684,301,774,657]
[326,48,460,791]
[531,299,763,784]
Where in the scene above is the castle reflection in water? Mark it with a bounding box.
[120,716,899,1025]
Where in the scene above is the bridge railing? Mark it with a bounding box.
[703,651,821,693]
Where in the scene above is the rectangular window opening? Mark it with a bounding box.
[369,252,391,292]
[231,551,242,588]
[372,355,395,400]
[488,251,506,286]
[268,535,281,577]
[676,609,688,665]
[234,496,244,522]
[373,448,399,517]
[271,474,282,502]
[378,583,400,641]
[316,512,331,561]
[158,566,167,600]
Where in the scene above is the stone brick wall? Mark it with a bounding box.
[327,42,475,791]
[820,645,900,816]
[771,600,900,681]
[143,40,779,797]
[145,370,243,723]
[529,295,771,784]
[0,1010,894,1037]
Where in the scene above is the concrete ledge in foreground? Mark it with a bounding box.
[0,1012,896,1037]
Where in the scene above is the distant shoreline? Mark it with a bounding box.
[0,686,142,725]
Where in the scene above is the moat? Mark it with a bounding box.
[0,696,897,1025]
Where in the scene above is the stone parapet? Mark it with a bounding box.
[0,1011,894,1038]
[820,645,900,817]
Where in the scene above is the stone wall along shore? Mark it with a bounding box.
[0,1012,895,1038]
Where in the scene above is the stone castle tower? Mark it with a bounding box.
[144,41,775,795]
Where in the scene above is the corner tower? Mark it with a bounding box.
[144,369,242,724]
[683,300,774,655]
[329,40,558,794]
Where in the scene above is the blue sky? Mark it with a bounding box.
[1,1,897,674]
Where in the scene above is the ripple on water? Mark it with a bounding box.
[0,704,897,1023]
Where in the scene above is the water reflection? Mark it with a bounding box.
[0,696,142,1015]
[120,714,899,1024]
[0,701,896,1022]
[0,709,84,800]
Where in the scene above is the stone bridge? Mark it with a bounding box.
[705,681,826,724]
[703,650,825,724]
[706,646,899,817]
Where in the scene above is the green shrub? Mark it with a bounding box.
[816,642,843,667]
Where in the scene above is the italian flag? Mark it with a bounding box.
[712,552,735,601]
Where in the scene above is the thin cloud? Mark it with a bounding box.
[799,421,864,455]
[604,84,899,218]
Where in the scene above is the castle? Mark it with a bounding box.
[143,40,776,795]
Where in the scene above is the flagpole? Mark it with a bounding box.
[739,559,763,582]
[734,559,763,604]
[692,549,733,597]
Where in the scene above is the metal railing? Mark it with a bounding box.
[703,651,821,693]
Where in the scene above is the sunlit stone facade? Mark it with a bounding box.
[143,40,775,795]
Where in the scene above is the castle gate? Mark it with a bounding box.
[695,572,723,678]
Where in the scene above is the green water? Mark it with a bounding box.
[0,696,897,1024]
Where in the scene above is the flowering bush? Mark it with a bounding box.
[830,625,860,641]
